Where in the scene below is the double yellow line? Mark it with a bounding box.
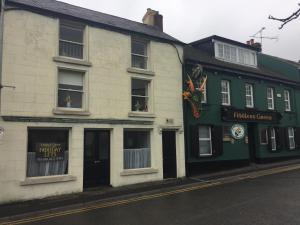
[2,164,300,225]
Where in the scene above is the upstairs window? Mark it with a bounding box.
[267,88,274,110]
[245,83,254,108]
[131,39,148,69]
[131,79,150,112]
[215,41,257,67]
[58,69,84,109]
[221,80,231,106]
[59,20,84,59]
[284,90,291,111]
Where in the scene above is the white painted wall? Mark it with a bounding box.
[0,9,185,203]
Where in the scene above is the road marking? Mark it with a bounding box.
[2,164,300,225]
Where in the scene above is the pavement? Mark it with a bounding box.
[1,158,300,223]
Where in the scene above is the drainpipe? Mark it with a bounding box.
[0,0,5,113]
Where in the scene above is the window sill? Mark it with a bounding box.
[53,56,92,67]
[20,175,77,186]
[120,168,158,176]
[128,112,156,118]
[127,67,155,76]
[53,108,91,116]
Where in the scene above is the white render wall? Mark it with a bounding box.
[0,10,185,203]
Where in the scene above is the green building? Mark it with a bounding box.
[184,36,300,175]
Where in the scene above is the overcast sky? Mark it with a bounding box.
[61,0,300,61]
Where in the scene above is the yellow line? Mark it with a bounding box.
[2,164,300,225]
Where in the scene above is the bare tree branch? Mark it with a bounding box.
[269,3,300,29]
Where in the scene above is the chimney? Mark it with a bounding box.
[142,8,163,31]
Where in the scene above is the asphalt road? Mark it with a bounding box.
[7,168,300,225]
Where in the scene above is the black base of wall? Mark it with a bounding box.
[256,155,300,164]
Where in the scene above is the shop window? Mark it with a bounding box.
[124,130,151,169]
[131,79,150,112]
[288,127,295,150]
[27,129,69,177]
[221,80,231,106]
[58,69,84,108]
[260,128,268,145]
[245,83,254,108]
[270,128,276,151]
[131,39,148,69]
[59,20,84,59]
[223,126,231,141]
[284,90,291,111]
[267,88,274,110]
[198,126,212,156]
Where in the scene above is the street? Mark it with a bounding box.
[4,167,300,225]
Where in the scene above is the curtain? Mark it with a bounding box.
[27,151,69,177]
[124,148,150,169]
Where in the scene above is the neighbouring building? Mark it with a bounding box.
[184,36,300,175]
[0,0,185,203]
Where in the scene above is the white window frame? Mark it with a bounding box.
[270,128,276,151]
[201,82,207,103]
[284,90,291,111]
[245,83,254,108]
[198,126,212,156]
[131,38,149,70]
[267,87,274,110]
[214,41,257,67]
[260,128,268,145]
[288,127,295,150]
[221,80,231,106]
[59,20,85,59]
[130,78,152,113]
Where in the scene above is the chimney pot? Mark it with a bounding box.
[142,8,163,31]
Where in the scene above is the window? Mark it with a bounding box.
[215,41,257,67]
[58,69,84,109]
[267,88,274,110]
[288,127,295,150]
[260,128,268,145]
[245,83,254,108]
[27,129,69,177]
[131,79,150,112]
[270,128,276,151]
[284,90,291,111]
[131,39,148,69]
[201,82,207,103]
[59,20,84,59]
[223,126,231,141]
[221,80,231,106]
[198,126,212,156]
[123,130,151,169]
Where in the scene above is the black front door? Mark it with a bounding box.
[162,131,177,179]
[84,130,110,187]
[247,124,256,162]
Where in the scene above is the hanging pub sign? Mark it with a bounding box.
[231,124,245,139]
[36,143,65,161]
[221,107,282,123]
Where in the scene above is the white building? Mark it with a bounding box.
[0,0,185,203]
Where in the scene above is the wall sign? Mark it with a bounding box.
[221,107,282,123]
[36,143,65,161]
[231,124,245,140]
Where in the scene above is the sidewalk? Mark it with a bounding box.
[1,158,300,220]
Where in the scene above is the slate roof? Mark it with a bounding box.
[6,0,183,44]
[184,45,299,85]
[261,54,300,68]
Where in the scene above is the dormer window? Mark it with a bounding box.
[215,41,257,67]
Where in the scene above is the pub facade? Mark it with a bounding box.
[184,36,300,174]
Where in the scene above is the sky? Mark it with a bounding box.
[60,0,300,62]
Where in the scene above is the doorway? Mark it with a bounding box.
[247,124,257,162]
[84,130,110,188]
[162,130,177,179]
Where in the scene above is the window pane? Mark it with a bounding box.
[217,44,223,58]
[132,41,147,56]
[59,41,83,59]
[124,131,150,149]
[199,140,211,155]
[260,129,268,144]
[27,129,69,177]
[131,96,148,112]
[132,79,148,96]
[224,45,230,60]
[199,126,209,139]
[58,90,83,108]
[132,55,147,69]
[60,25,83,43]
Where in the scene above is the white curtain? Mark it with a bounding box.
[124,148,150,169]
[27,151,69,177]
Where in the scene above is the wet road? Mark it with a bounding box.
[8,169,300,225]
